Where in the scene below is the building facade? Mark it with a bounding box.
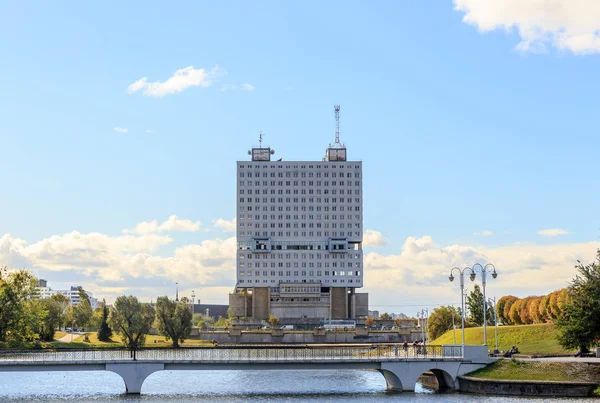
[229,133,368,324]
[35,280,99,309]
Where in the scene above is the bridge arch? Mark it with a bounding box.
[419,368,456,391]
[377,369,403,391]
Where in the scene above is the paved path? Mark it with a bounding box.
[519,356,600,363]
[55,333,81,343]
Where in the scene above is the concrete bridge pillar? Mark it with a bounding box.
[106,363,165,394]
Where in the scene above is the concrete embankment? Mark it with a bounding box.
[457,376,598,397]
[192,330,422,344]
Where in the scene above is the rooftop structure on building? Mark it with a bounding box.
[229,106,368,325]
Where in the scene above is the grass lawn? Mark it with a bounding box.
[54,331,67,339]
[467,359,600,383]
[432,323,575,356]
[50,332,213,348]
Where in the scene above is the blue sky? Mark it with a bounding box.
[1,1,599,312]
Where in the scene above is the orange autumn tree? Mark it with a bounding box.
[497,289,567,325]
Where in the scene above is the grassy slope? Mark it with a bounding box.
[467,359,600,382]
[432,323,575,355]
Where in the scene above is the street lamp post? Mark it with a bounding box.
[416,311,422,343]
[419,308,429,345]
[449,267,475,346]
[488,296,499,353]
[471,263,498,346]
[451,304,456,344]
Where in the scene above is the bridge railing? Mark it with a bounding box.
[0,344,463,363]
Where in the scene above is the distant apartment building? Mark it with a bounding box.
[229,108,368,324]
[35,280,98,309]
[368,310,380,319]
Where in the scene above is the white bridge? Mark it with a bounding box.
[0,344,493,394]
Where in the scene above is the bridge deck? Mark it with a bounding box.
[0,345,463,365]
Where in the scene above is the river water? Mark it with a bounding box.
[0,369,595,402]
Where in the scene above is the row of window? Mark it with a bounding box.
[240,214,361,221]
[239,186,360,194]
[239,164,360,169]
[239,252,361,259]
[240,199,362,208]
[239,231,362,237]
[280,286,320,293]
[241,261,362,269]
[239,205,361,213]
[239,222,361,229]
[238,279,360,284]
[239,171,360,178]
[239,270,361,276]
[240,197,361,204]
[271,298,325,303]
[240,181,361,188]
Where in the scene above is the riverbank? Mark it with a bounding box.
[460,359,600,397]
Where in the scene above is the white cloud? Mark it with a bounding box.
[364,235,600,312]
[2,225,599,308]
[0,230,233,293]
[538,228,569,237]
[124,215,201,235]
[474,230,493,237]
[145,129,153,134]
[220,83,256,92]
[213,218,236,232]
[113,127,128,133]
[363,230,389,248]
[454,0,600,54]
[127,66,224,97]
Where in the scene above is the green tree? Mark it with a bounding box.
[50,294,70,330]
[0,267,38,342]
[77,287,90,304]
[379,312,392,320]
[466,285,484,326]
[65,305,74,329]
[90,307,103,329]
[97,299,112,342]
[73,299,93,330]
[427,305,459,340]
[557,250,600,353]
[37,298,64,341]
[20,298,48,342]
[214,316,231,328]
[109,295,155,359]
[155,296,192,348]
[268,314,280,327]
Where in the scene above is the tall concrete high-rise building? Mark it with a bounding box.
[229,111,368,325]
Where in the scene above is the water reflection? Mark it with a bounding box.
[0,370,596,402]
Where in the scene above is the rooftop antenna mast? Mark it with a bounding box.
[334,105,341,146]
[259,132,264,147]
